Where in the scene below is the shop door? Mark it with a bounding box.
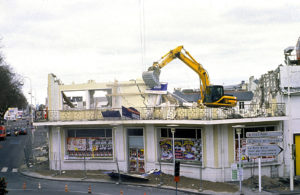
[295,135,300,175]
[128,128,145,173]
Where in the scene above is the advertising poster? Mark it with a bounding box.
[160,139,202,162]
[67,137,113,159]
[67,138,86,151]
[182,140,196,160]
[160,139,173,160]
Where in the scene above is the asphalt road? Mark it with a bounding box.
[0,122,192,195]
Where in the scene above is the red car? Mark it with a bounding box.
[0,125,6,140]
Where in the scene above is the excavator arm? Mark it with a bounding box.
[142,46,237,107]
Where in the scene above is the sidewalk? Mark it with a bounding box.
[19,166,278,195]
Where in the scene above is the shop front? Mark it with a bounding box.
[127,128,145,173]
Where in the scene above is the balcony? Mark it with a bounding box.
[34,103,285,122]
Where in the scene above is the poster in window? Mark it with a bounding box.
[67,138,86,151]
[160,138,202,162]
[160,139,173,160]
[182,140,196,160]
[174,141,183,159]
[67,137,113,159]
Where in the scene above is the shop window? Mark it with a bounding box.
[239,102,245,109]
[234,126,278,164]
[128,128,143,136]
[159,128,202,163]
[66,128,113,160]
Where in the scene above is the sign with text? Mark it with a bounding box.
[231,163,243,181]
[246,131,282,138]
[246,145,283,157]
[246,138,283,144]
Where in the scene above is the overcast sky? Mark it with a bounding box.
[1,0,300,105]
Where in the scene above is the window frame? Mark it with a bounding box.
[158,127,202,164]
[66,128,114,160]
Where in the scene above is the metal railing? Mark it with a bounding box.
[34,103,285,122]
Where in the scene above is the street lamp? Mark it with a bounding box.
[166,124,178,195]
[233,125,245,194]
[167,125,179,166]
[23,76,33,126]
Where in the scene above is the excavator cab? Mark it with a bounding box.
[204,85,237,107]
[204,85,224,104]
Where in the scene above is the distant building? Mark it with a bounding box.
[249,64,300,176]
[4,108,19,120]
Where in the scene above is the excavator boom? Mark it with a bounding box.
[142,46,237,107]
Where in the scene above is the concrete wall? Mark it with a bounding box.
[51,75,150,110]
[144,124,157,171]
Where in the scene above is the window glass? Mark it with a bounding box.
[161,128,168,137]
[159,128,202,163]
[128,128,143,136]
[66,128,113,160]
[67,130,75,137]
[175,129,196,138]
[76,129,105,137]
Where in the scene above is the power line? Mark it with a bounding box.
[139,0,146,70]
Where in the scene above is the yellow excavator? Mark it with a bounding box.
[142,46,237,107]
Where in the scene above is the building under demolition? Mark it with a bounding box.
[33,69,300,182]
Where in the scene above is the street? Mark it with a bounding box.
[0,122,192,195]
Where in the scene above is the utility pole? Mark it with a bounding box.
[284,47,294,191]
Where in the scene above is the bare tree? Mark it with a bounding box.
[0,52,28,118]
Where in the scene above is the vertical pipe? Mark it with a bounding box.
[221,126,225,182]
[199,160,203,191]
[172,129,175,166]
[258,157,261,192]
[84,156,87,178]
[238,132,242,193]
[58,128,61,175]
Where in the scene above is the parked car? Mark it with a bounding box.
[0,125,6,140]
[6,129,11,136]
[13,128,19,136]
[19,128,27,135]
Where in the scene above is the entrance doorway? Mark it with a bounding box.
[128,128,145,173]
[295,135,300,175]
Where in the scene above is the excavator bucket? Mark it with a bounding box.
[142,69,160,88]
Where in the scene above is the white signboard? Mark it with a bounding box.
[246,131,282,138]
[246,145,283,157]
[231,163,238,181]
[246,138,283,144]
[231,163,243,181]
